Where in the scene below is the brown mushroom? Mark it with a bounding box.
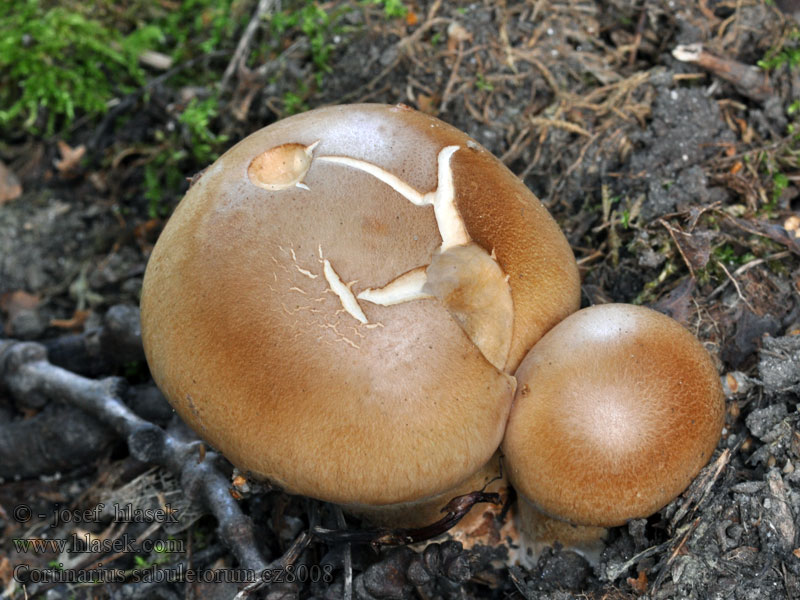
[501,303,724,560]
[140,104,580,527]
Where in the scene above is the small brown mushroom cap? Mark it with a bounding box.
[502,303,724,527]
[141,104,579,509]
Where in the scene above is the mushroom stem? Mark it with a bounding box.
[502,304,725,565]
[340,452,512,540]
[312,490,501,548]
[515,497,607,567]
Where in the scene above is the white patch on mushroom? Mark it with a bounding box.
[426,145,470,251]
[299,144,513,369]
[248,141,319,191]
[295,266,317,279]
[317,145,469,252]
[323,259,368,324]
[316,155,427,206]
[357,267,433,306]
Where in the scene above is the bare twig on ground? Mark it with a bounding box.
[339,17,452,104]
[221,0,277,91]
[628,3,648,67]
[42,304,145,376]
[660,219,698,280]
[672,44,775,102]
[233,531,312,599]
[0,403,114,478]
[335,507,354,600]
[439,43,465,113]
[0,338,269,572]
[708,251,792,299]
[715,260,757,313]
[0,305,148,476]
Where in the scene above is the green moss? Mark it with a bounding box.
[0,0,162,134]
[758,26,800,71]
[0,0,245,136]
[364,0,407,18]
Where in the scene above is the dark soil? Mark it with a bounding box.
[1,1,799,599]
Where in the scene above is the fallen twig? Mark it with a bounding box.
[715,260,757,313]
[0,403,114,479]
[221,0,277,91]
[0,338,269,572]
[672,43,774,102]
[708,251,792,299]
[335,507,353,600]
[339,17,452,104]
[233,531,312,599]
[43,304,144,376]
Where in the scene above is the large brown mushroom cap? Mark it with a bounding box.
[141,104,579,508]
[502,303,724,527]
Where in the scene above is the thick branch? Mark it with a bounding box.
[42,304,145,376]
[0,339,269,572]
[0,403,114,479]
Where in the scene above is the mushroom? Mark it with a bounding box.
[140,104,580,528]
[501,303,725,561]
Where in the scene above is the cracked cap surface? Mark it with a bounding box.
[141,104,579,507]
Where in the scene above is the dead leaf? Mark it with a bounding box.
[55,140,86,177]
[0,160,22,204]
[627,570,648,594]
[134,218,162,244]
[50,309,91,331]
[447,22,472,50]
[0,556,11,588]
[0,290,41,335]
[416,93,439,115]
[785,215,800,238]
[727,216,800,256]
[660,219,714,276]
[89,171,108,192]
[652,277,695,325]
[0,290,40,314]
[721,308,781,368]
[681,230,714,271]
